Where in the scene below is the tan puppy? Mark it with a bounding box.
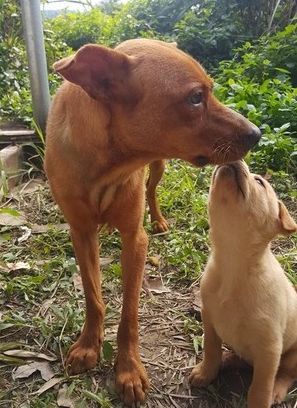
[190,160,297,407]
[45,39,260,406]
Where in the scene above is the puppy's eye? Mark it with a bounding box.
[188,91,203,106]
[255,177,265,187]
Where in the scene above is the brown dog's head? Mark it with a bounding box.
[53,39,260,166]
[209,161,297,246]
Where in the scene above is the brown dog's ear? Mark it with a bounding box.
[278,201,297,235]
[53,44,133,100]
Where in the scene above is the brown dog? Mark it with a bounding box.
[44,39,260,405]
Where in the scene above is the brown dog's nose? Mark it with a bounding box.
[245,126,261,149]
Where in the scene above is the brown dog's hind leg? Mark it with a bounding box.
[146,160,168,234]
[273,347,297,404]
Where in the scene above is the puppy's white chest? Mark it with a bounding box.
[201,273,269,361]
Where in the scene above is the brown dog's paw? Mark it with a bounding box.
[189,363,216,387]
[66,341,99,374]
[151,217,169,234]
[115,356,149,406]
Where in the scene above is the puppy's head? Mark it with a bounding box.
[54,39,260,166]
[209,161,297,245]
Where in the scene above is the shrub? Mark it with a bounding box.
[214,24,297,174]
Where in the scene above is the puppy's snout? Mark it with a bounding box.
[244,126,261,149]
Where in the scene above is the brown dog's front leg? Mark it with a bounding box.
[66,226,105,374]
[147,160,168,234]
[115,226,149,406]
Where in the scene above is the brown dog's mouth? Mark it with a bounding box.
[195,155,210,167]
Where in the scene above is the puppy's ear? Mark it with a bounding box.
[53,44,134,100]
[278,201,297,235]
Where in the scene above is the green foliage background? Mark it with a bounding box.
[0,0,296,175]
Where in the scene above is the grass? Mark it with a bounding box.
[0,160,296,407]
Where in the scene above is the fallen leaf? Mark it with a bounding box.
[100,257,113,267]
[10,178,45,196]
[0,211,26,226]
[38,362,55,381]
[7,261,30,272]
[4,349,57,361]
[17,226,32,243]
[39,298,55,317]
[0,207,20,216]
[31,223,70,234]
[192,287,202,311]
[0,342,23,352]
[57,385,75,408]
[0,353,25,365]
[12,361,55,381]
[0,261,31,273]
[143,276,170,294]
[191,287,202,321]
[102,341,113,362]
[72,272,83,293]
[12,362,38,379]
[148,255,161,267]
[33,377,64,396]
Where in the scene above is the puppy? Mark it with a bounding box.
[45,39,260,405]
[190,160,297,407]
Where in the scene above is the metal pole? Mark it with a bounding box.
[20,0,50,132]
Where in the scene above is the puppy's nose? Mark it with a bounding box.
[244,126,261,149]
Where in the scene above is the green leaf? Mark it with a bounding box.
[0,208,20,216]
[102,341,113,362]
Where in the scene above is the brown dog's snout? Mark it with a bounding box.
[243,126,261,150]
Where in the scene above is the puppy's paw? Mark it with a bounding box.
[272,377,291,405]
[189,362,217,387]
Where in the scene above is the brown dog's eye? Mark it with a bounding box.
[255,177,265,188]
[189,91,203,106]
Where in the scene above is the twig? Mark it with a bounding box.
[58,316,69,367]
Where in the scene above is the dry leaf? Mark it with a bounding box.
[72,272,83,293]
[0,342,25,352]
[0,353,24,365]
[33,377,64,396]
[0,212,26,226]
[17,226,32,243]
[57,385,75,407]
[143,276,170,294]
[5,349,57,361]
[12,361,55,381]
[38,362,55,381]
[148,256,161,267]
[0,261,30,273]
[31,223,69,234]
[11,178,45,196]
[12,362,39,380]
[100,257,113,266]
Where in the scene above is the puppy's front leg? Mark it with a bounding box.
[190,309,222,387]
[248,347,281,408]
[115,226,149,406]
